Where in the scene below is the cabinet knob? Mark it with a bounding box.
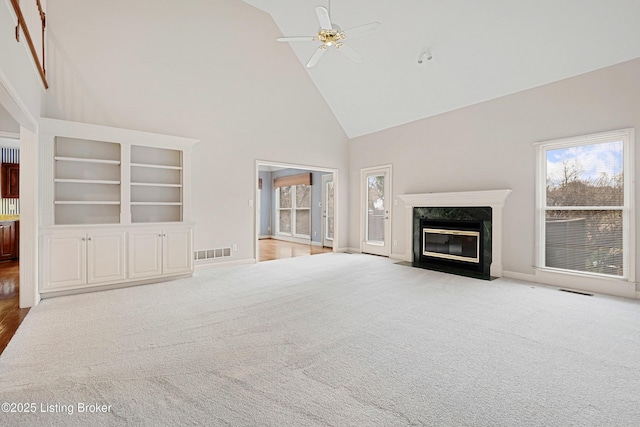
[87,237,93,241]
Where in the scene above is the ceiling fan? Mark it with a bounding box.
[277,6,381,68]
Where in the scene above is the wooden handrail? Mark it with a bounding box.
[37,0,45,75]
[10,0,48,89]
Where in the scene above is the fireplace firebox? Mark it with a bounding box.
[423,227,480,264]
[413,207,492,280]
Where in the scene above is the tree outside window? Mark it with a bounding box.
[276,184,311,238]
[540,133,631,278]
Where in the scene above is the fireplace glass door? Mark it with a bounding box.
[423,228,480,263]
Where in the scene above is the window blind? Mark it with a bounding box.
[273,173,312,188]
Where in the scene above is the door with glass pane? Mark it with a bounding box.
[362,166,391,256]
[322,174,334,248]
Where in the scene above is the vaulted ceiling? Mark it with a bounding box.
[243,0,640,138]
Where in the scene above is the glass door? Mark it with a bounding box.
[322,174,334,248]
[362,166,391,256]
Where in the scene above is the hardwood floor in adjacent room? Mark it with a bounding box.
[0,260,28,355]
[258,239,332,262]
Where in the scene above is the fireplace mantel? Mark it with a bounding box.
[398,190,512,277]
[398,189,512,208]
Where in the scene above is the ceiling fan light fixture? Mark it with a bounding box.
[277,5,380,67]
[317,28,345,48]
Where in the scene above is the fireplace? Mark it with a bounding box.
[414,209,491,279]
[398,190,512,279]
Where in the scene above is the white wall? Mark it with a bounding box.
[44,0,350,262]
[349,58,640,291]
[0,104,20,133]
[0,0,44,123]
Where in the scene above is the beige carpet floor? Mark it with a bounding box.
[1,253,639,426]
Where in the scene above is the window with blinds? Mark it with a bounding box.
[536,129,634,279]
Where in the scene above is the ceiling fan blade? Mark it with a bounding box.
[276,36,316,42]
[343,22,382,38]
[337,43,363,63]
[306,46,327,68]
[315,6,333,30]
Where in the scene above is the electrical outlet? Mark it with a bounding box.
[232,244,237,251]
[393,240,398,247]
[313,231,317,237]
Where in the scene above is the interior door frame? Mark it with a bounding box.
[360,164,392,257]
[0,71,39,308]
[255,160,338,262]
[321,173,334,248]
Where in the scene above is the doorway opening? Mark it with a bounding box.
[256,161,338,262]
[0,106,25,355]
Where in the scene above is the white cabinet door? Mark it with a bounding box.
[128,230,163,279]
[87,231,126,284]
[129,227,193,279]
[42,232,87,291]
[163,227,193,275]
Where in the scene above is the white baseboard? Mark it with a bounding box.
[343,249,407,261]
[195,258,256,271]
[390,253,408,262]
[503,270,536,283]
[40,273,193,298]
[501,268,636,299]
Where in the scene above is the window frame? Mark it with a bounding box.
[534,128,635,283]
[293,184,311,238]
[275,184,311,239]
[276,185,293,236]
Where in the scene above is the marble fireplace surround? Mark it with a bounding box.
[397,190,512,277]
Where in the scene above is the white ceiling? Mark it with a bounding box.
[243,0,640,138]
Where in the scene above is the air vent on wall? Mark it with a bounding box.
[194,248,232,260]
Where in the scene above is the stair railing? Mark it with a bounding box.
[10,0,48,89]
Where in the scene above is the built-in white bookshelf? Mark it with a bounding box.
[40,118,198,296]
[130,145,183,223]
[54,137,121,225]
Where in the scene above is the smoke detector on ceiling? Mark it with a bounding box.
[418,50,433,64]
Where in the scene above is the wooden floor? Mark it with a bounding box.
[258,239,333,262]
[0,260,28,356]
